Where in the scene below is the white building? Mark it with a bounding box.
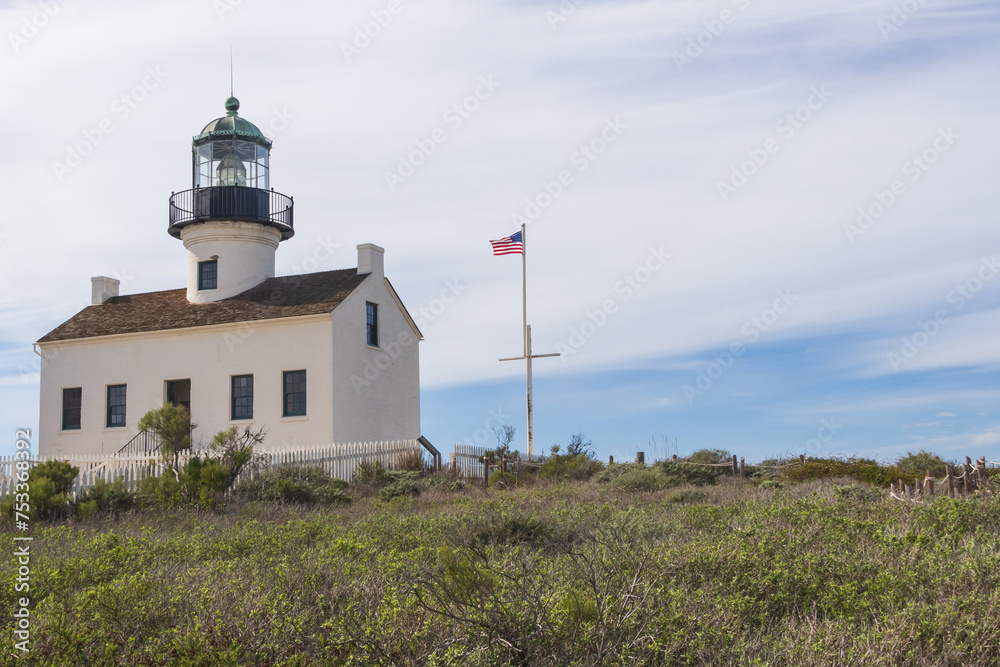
[35,97,422,457]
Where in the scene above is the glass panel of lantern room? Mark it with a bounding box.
[214,141,247,187]
[257,145,270,190]
[194,144,214,188]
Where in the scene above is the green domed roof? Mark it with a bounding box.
[193,96,272,149]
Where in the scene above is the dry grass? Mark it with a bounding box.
[2,478,999,665]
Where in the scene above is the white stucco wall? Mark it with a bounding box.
[37,316,335,457]
[331,276,422,443]
[181,221,281,302]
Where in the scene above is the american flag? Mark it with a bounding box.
[490,231,523,256]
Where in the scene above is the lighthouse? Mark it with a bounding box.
[168,96,295,303]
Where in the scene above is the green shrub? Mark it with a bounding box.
[76,478,134,517]
[654,460,718,487]
[664,488,710,504]
[488,470,516,489]
[895,450,948,479]
[0,460,80,521]
[595,462,645,483]
[427,476,469,492]
[538,454,604,481]
[355,460,390,486]
[235,466,350,505]
[611,468,664,492]
[783,457,897,487]
[379,478,421,501]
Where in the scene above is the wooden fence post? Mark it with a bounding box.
[483,460,490,488]
[739,457,745,479]
[924,470,935,497]
[731,455,738,478]
[945,464,954,498]
[799,454,805,466]
[965,457,974,493]
[635,452,645,465]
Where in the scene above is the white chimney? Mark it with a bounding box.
[91,276,120,305]
[357,243,385,279]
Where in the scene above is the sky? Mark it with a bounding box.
[1,0,999,464]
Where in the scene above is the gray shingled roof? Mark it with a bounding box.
[38,269,369,343]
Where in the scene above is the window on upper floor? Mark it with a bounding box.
[283,370,307,417]
[106,384,127,428]
[62,387,82,431]
[198,260,218,290]
[231,374,254,420]
[366,302,379,347]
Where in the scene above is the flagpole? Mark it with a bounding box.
[521,223,534,459]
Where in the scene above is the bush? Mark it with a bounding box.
[539,454,604,481]
[427,476,468,492]
[76,478,134,517]
[379,478,421,501]
[654,460,718,487]
[488,470,516,489]
[393,449,427,472]
[235,466,350,505]
[611,468,664,493]
[0,460,80,521]
[895,450,948,479]
[595,462,645,484]
[355,460,390,486]
[783,457,897,487]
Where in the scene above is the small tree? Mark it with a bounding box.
[492,424,517,460]
[209,425,267,491]
[138,404,196,472]
[566,432,595,458]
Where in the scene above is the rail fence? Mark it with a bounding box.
[0,440,422,501]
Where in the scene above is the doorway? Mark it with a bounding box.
[166,379,191,412]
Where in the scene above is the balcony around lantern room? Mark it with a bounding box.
[168,186,294,240]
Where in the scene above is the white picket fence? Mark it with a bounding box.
[452,443,489,480]
[0,440,423,501]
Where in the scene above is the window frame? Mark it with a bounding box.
[282,370,307,418]
[231,374,254,421]
[198,259,218,291]
[366,302,379,347]
[106,384,127,429]
[61,387,82,431]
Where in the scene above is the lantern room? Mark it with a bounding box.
[168,96,293,241]
[192,96,271,189]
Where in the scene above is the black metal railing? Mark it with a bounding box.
[168,186,294,239]
[118,429,162,457]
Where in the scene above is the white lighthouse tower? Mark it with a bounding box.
[168,96,294,303]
